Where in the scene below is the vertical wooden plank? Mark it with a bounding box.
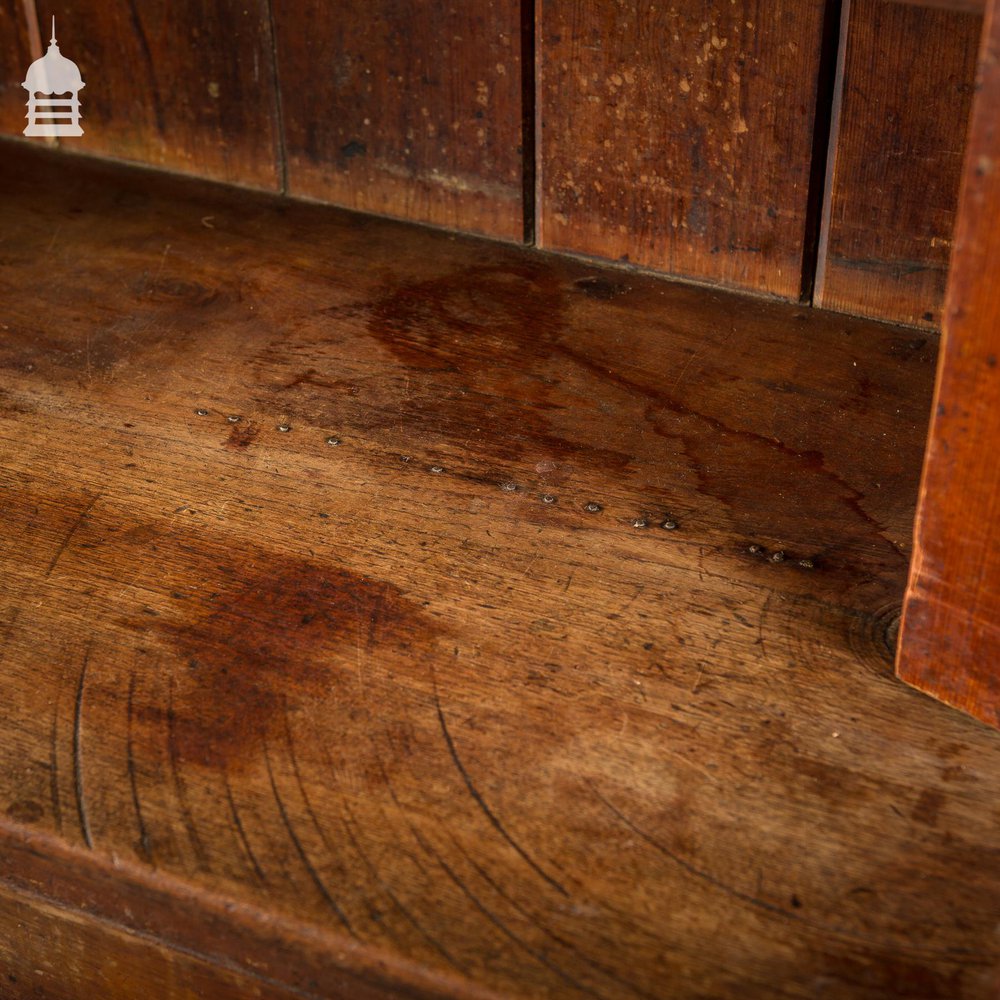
[816,0,979,329]
[32,1,281,190]
[0,1,35,137]
[897,0,1000,728]
[537,0,831,298]
[273,1,524,241]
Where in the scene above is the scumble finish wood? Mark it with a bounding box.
[817,0,979,328]
[537,0,830,297]
[29,1,281,189]
[273,1,523,240]
[1,142,999,998]
[897,0,1000,727]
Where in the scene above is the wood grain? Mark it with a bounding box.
[0,878,305,1000]
[1,140,999,998]
[32,1,281,189]
[0,824,500,1000]
[817,0,980,328]
[886,0,984,13]
[897,0,1000,728]
[537,0,831,297]
[272,1,523,240]
[0,0,35,137]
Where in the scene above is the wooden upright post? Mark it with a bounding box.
[897,0,1000,728]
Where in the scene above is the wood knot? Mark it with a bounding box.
[848,604,902,672]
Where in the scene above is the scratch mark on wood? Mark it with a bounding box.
[72,643,93,849]
[281,706,357,902]
[409,821,599,997]
[446,830,657,1000]
[224,772,266,884]
[433,674,568,897]
[126,670,153,864]
[263,740,356,936]
[45,493,99,578]
[166,671,210,869]
[48,656,63,836]
[340,803,465,972]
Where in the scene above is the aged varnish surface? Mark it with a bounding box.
[897,0,1000,728]
[816,0,980,328]
[537,0,831,296]
[1,142,999,999]
[0,0,985,317]
[272,0,524,239]
[32,0,283,190]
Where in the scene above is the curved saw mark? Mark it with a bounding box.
[434,686,568,898]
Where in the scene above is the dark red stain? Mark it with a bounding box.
[815,951,962,1000]
[366,264,564,373]
[251,264,637,472]
[0,271,229,381]
[138,545,437,770]
[365,264,634,466]
[225,421,260,450]
[239,262,920,582]
[910,788,945,827]
[553,331,913,577]
[0,327,139,376]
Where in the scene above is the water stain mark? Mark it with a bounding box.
[225,420,260,450]
[129,545,440,771]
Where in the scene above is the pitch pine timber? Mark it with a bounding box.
[897,0,1000,731]
[0,142,998,1000]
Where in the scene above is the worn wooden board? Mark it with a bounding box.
[536,0,831,297]
[897,0,1000,727]
[0,877,307,1000]
[29,1,281,189]
[816,0,980,328]
[1,141,999,999]
[273,1,523,240]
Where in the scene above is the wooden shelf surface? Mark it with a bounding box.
[1,142,999,999]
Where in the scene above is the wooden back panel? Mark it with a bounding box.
[272,1,525,241]
[535,0,831,297]
[817,0,980,328]
[0,0,983,306]
[35,1,283,191]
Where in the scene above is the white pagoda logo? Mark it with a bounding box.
[22,18,85,137]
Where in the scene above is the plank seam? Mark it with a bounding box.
[521,0,537,245]
[801,0,849,304]
[265,0,289,195]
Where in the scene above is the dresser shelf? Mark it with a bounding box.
[1,142,998,1000]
